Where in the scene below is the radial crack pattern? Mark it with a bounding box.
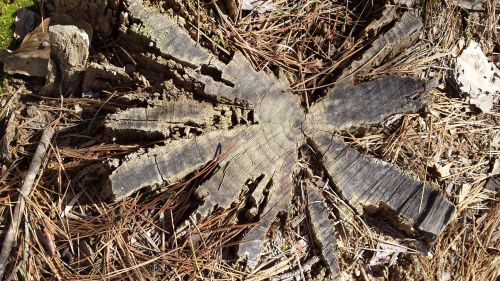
[102,0,457,271]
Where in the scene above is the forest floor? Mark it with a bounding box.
[0,0,498,280]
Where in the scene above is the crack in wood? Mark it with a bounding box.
[66,0,456,272]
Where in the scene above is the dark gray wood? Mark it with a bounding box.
[238,150,296,270]
[307,130,455,236]
[105,97,219,139]
[82,62,132,93]
[103,0,457,270]
[121,0,301,124]
[306,76,436,131]
[340,12,423,79]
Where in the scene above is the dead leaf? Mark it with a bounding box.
[452,41,500,113]
[434,162,453,178]
[369,241,408,266]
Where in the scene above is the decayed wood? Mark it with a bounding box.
[48,24,89,95]
[123,0,216,67]
[0,127,54,279]
[306,76,436,131]
[306,186,340,276]
[45,0,116,38]
[108,128,241,200]
[0,15,93,78]
[194,125,298,218]
[121,0,300,124]
[105,0,457,270]
[485,176,499,192]
[340,12,423,79]
[238,150,296,270]
[82,62,132,93]
[105,97,219,140]
[307,131,455,236]
[0,19,50,77]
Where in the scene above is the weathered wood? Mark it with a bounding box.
[121,0,301,124]
[238,150,296,270]
[0,15,93,78]
[340,12,423,79]
[306,76,436,131]
[194,125,298,218]
[0,19,50,77]
[105,0,456,270]
[108,128,241,200]
[485,176,499,192]
[105,97,219,140]
[45,0,116,38]
[307,131,455,236]
[82,62,132,93]
[306,186,340,276]
[48,24,89,95]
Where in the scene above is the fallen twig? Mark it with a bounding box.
[270,256,320,281]
[0,126,55,280]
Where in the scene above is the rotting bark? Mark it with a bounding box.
[48,24,89,96]
[0,14,93,78]
[44,0,117,38]
[82,62,132,94]
[0,19,50,77]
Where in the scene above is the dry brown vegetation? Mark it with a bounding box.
[0,0,499,280]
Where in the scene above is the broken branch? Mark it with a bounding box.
[0,126,55,279]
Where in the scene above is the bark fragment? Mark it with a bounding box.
[0,19,50,77]
[82,62,132,94]
[44,0,116,38]
[0,15,93,78]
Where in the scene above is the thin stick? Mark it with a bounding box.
[0,126,55,279]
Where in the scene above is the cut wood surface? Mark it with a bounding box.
[238,151,296,270]
[103,3,456,266]
[307,130,455,236]
[0,0,493,278]
[121,0,301,124]
[106,97,220,139]
[306,75,436,131]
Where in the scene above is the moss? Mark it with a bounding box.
[0,0,38,49]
